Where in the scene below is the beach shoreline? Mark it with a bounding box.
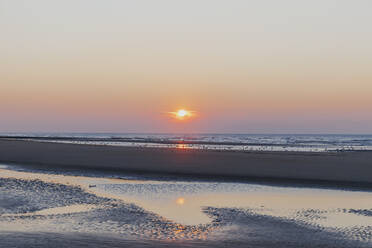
[1,138,372,248]
[0,139,371,186]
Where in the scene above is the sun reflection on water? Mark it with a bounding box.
[176,144,190,149]
[1,168,372,243]
[176,197,185,205]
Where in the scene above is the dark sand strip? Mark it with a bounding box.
[0,139,371,185]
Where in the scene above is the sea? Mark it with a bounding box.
[1,133,372,152]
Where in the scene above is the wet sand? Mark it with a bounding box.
[1,168,371,248]
[0,139,372,186]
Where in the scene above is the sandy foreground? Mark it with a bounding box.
[0,139,371,185]
[1,139,372,248]
[1,163,371,248]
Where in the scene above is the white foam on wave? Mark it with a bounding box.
[4,133,372,152]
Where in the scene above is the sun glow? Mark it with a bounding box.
[168,109,194,120]
[177,109,188,117]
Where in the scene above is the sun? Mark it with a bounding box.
[168,109,194,120]
[176,109,188,117]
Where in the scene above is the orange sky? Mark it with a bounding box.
[1,0,372,133]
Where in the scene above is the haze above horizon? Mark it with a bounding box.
[1,0,371,133]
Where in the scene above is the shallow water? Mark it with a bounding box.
[3,133,372,152]
[88,177,372,243]
[92,179,372,226]
[0,164,371,247]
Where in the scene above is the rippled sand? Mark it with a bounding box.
[0,165,371,247]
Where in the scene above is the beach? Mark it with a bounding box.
[0,138,372,186]
[1,164,372,248]
[1,138,372,247]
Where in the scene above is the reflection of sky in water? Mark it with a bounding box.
[89,179,372,235]
[1,167,372,243]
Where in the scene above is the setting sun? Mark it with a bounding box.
[168,109,194,120]
[177,109,188,117]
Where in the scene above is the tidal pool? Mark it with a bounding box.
[0,165,371,246]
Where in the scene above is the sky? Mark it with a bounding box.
[1,0,372,133]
